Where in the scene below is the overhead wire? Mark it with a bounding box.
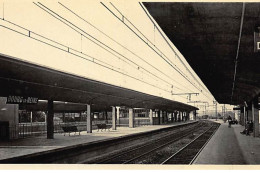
[102,2,192,85]
[139,2,214,100]
[34,2,194,99]
[2,14,189,99]
[109,2,203,87]
[231,2,245,103]
[0,19,171,94]
[58,2,192,93]
[102,2,211,100]
[35,2,186,94]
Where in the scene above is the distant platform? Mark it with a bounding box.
[0,120,196,162]
[194,120,260,164]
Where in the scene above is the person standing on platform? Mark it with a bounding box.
[227,116,232,128]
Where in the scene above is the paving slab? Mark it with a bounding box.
[194,120,260,165]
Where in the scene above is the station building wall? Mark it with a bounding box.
[0,97,19,139]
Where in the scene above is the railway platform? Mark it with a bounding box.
[0,120,196,162]
[194,120,260,164]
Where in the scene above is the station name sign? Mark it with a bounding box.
[6,96,38,104]
[254,27,260,52]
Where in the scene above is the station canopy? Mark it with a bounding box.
[144,2,260,105]
[0,54,197,112]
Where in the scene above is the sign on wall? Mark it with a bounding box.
[254,27,260,52]
[6,96,38,104]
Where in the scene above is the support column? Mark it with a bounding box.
[149,109,153,125]
[171,112,174,123]
[79,112,82,121]
[158,110,161,125]
[112,106,116,130]
[62,112,65,122]
[47,99,54,139]
[116,106,120,125]
[129,108,134,128]
[248,109,253,121]
[194,110,197,120]
[240,108,244,126]
[252,98,259,137]
[165,111,167,123]
[87,104,92,133]
[161,111,164,124]
[244,106,247,124]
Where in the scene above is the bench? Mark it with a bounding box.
[96,124,111,132]
[62,126,81,136]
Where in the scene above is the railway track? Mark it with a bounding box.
[161,123,220,165]
[89,121,214,164]
[79,121,201,164]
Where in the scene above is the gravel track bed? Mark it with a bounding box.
[92,122,209,164]
[79,122,200,163]
[129,124,211,164]
[162,124,220,164]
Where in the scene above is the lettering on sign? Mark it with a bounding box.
[254,27,260,52]
[6,96,38,104]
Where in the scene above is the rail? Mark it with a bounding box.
[161,123,220,164]
[91,122,202,164]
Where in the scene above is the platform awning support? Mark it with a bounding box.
[244,106,247,124]
[87,104,92,133]
[252,97,259,137]
[116,106,120,125]
[194,110,197,120]
[149,109,153,125]
[240,108,244,126]
[112,106,116,130]
[47,99,54,139]
[129,108,134,128]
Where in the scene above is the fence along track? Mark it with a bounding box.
[161,123,220,165]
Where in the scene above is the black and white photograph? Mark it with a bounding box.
[0,0,259,169]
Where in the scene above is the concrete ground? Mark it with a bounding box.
[194,119,260,165]
[0,121,195,161]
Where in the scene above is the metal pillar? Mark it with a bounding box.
[112,106,116,130]
[253,98,259,137]
[161,111,164,124]
[244,106,247,124]
[129,108,134,128]
[175,112,177,122]
[87,104,92,133]
[215,103,218,121]
[158,110,161,125]
[248,108,253,121]
[62,112,65,122]
[47,99,54,139]
[149,109,153,125]
[105,111,108,122]
[116,106,120,125]
[240,109,244,126]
